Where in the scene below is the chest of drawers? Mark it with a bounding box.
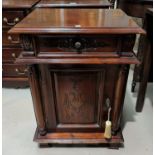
[9,8,145,147]
[2,0,40,87]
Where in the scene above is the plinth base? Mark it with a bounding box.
[34,128,124,147]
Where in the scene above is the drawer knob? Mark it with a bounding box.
[11,53,16,58]
[8,36,20,44]
[15,68,28,75]
[3,17,19,26]
[74,42,82,49]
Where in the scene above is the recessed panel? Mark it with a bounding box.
[51,69,104,125]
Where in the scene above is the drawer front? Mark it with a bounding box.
[2,11,24,27]
[3,29,20,47]
[3,48,22,62]
[36,35,120,54]
[2,64,28,77]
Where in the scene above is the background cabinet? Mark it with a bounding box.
[2,0,40,87]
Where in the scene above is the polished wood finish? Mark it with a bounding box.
[2,78,29,88]
[34,129,124,144]
[2,64,28,77]
[28,65,46,135]
[2,48,21,63]
[3,0,41,9]
[2,0,40,87]
[2,10,24,27]
[9,9,145,34]
[10,8,144,146]
[3,28,20,46]
[36,0,111,8]
[135,9,153,112]
[112,65,129,134]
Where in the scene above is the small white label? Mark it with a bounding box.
[75,25,81,27]
[69,2,77,5]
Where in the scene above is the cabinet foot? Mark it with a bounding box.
[39,143,53,148]
[108,144,120,149]
[39,129,47,136]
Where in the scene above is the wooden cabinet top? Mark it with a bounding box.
[9,8,145,34]
[2,0,40,9]
[36,0,111,8]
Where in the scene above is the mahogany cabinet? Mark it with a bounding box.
[9,8,145,147]
[2,0,40,88]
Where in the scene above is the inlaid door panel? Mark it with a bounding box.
[54,70,104,124]
[41,65,119,132]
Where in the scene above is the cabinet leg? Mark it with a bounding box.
[112,65,129,133]
[28,65,46,135]
[136,47,152,112]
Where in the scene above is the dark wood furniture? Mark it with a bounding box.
[9,8,144,147]
[117,0,153,18]
[36,0,112,8]
[135,9,153,112]
[2,0,40,88]
[117,0,153,92]
[117,0,153,112]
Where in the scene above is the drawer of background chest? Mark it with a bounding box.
[2,10,24,27]
[2,64,28,77]
[35,35,120,55]
[3,48,22,62]
[3,28,20,47]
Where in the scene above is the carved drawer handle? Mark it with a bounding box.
[8,36,20,44]
[11,53,16,58]
[15,68,28,75]
[3,17,19,26]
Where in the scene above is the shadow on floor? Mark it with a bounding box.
[121,90,137,131]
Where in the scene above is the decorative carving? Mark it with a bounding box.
[58,37,109,53]
[63,78,86,120]
[20,35,34,51]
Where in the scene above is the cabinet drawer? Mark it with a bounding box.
[3,48,22,62]
[2,11,24,27]
[36,35,120,54]
[3,29,20,47]
[2,64,28,77]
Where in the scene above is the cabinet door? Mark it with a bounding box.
[40,65,118,132]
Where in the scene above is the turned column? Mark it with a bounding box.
[28,65,46,136]
[112,65,129,135]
